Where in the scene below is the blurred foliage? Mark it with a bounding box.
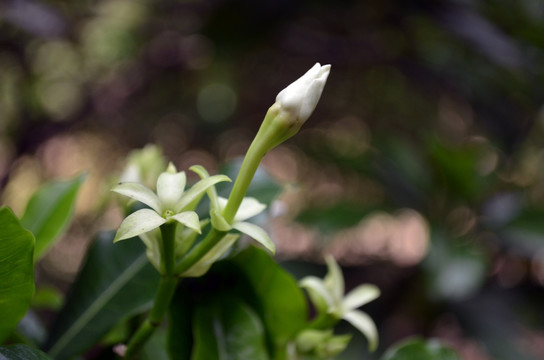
[2,0,544,358]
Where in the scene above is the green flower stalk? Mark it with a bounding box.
[222,63,331,223]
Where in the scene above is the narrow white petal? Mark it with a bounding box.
[324,254,345,303]
[276,63,331,122]
[342,284,380,311]
[299,276,335,310]
[170,211,201,234]
[343,310,378,352]
[175,175,231,212]
[112,183,162,213]
[181,234,238,277]
[156,171,186,210]
[114,209,166,242]
[232,221,275,254]
[234,197,267,222]
[191,165,222,210]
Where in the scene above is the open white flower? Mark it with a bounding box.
[300,255,380,352]
[112,163,230,243]
[191,165,275,254]
[276,62,331,123]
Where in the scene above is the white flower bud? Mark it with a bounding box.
[276,63,331,123]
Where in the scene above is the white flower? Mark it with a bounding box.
[112,163,230,243]
[300,255,380,352]
[191,165,275,254]
[276,63,331,123]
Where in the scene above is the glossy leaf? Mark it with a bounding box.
[20,175,84,261]
[0,207,35,343]
[44,231,159,360]
[381,337,459,360]
[0,344,53,360]
[191,297,269,360]
[168,284,193,360]
[231,247,308,350]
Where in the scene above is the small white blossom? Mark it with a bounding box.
[300,255,380,352]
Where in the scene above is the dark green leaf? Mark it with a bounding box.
[168,284,193,360]
[141,328,169,360]
[381,337,460,360]
[20,175,85,261]
[31,286,63,311]
[0,344,53,360]
[231,247,308,350]
[44,231,159,360]
[0,207,35,343]
[192,297,269,360]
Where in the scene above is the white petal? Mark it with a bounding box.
[169,211,201,234]
[232,221,275,254]
[324,254,344,303]
[276,63,331,122]
[342,284,380,311]
[112,182,162,213]
[114,209,166,242]
[299,276,335,310]
[181,234,238,277]
[189,165,220,208]
[235,197,267,222]
[217,196,266,222]
[343,310,378,352]
[156,171,186,210]
[175,175,231,212]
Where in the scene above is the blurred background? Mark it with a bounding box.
[2,0,544,358]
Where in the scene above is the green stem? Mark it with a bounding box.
[175,228,226,274]
[124,223,179,359]
[222,139,267,223]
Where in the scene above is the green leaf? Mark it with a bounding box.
[44,231,160,360]
[141,328,170,360]
[231,247,308,351]
[20,175,84,261]
[0,344,53,360]
[168,285,193,360]
[0,207,35,343]
[192,297,269,360]
[31,286,63,311]
[381,337,460,360]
